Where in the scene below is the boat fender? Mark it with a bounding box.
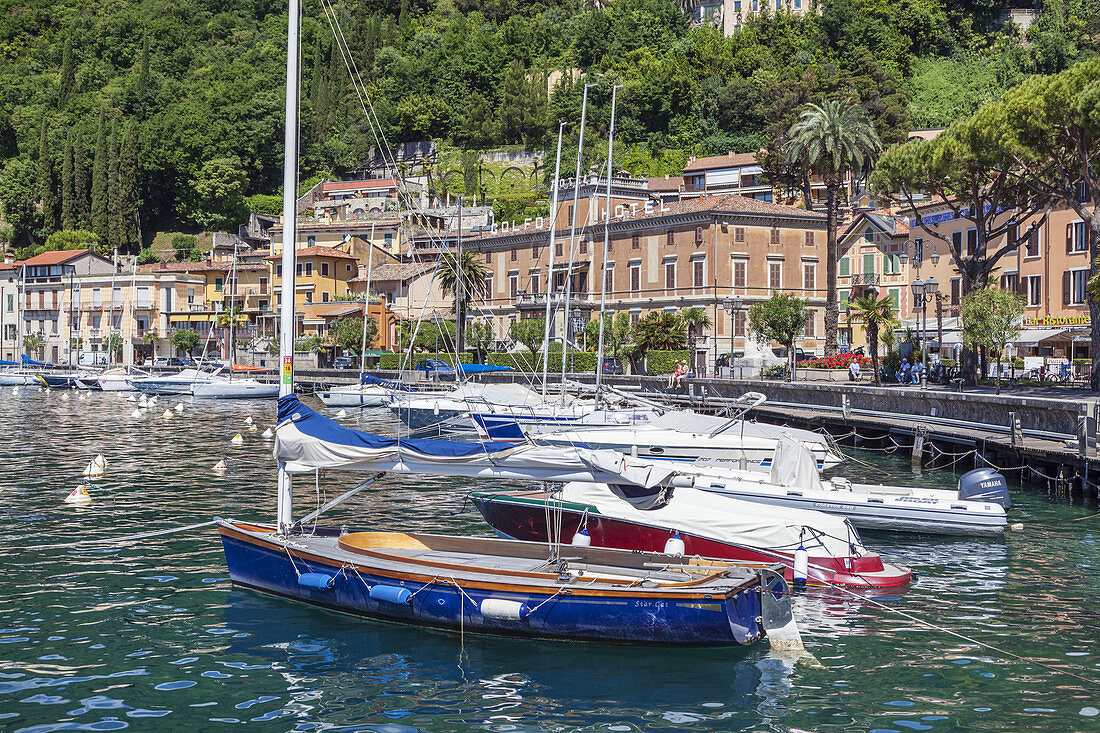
[664,530,685,556]
[297,573,336,590]
[958,468,1011,509]
[571,528,591,547]
[369,584,412,605]
[793,545,809,587]
[479,598,530,620]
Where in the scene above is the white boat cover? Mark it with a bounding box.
[652,410,831,446]
[559,481,858,558]
[275,395,679,487]
[769,434,824,492]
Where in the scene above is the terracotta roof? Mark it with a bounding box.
[302,302,366,318]
[647,175,683,192]
[21,248,92,266]
[140,261,268,273]
[682,152,759,173]
[614,193,825,223]
[841,210,910,240]
[353,262,434,282]
[322,179,400,192]
[266,246,357,261]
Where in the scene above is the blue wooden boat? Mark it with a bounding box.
[219,520,794,646]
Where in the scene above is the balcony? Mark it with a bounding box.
[852,273,880,286]
[513,292,594,310]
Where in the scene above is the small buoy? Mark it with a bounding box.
[78,393,86,401]
[335,409,347,418]
[130,409,142,418]
[230,434,244,445]
[175,403,184,413]
[82,457,105,477]
[261,427,274,439]
[663,530,685,556]
[793,545,809,587]
[432,402,440,416]
[64,484,92,504]
[244,416,253,425]
[247,425,257,432]
[212,459,228,472]
[61,393,70,401]
[93,454,107,468]
[1009,523,1024,531]
[479,598,530,620]
[162,409,173,419]
[127,395,136,402]
[571,527,591,547]
[11,387,18,395]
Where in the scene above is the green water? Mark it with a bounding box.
[3,389,1100,731]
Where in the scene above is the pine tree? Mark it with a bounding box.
[107,118,121,250]
[37,117,58,235]
[73,126,88,227]
[90,107,108,239]
[58,37,75,107]
[61,130,75,230]
[119,120,140,248]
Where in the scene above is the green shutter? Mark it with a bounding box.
[839,289,850,311]
[840,257,849,276]
[888,288,899,309]
[863,253,875,274]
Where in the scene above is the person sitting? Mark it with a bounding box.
[849,360,862,382]
[667,361,686,389]
[899,359,911,384]
[673,360,688,388]
[909,363,922,384]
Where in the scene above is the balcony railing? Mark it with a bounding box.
[852,273,880,286]
[513,292,594,308]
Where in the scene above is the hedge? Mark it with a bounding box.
[378,352,472,370]
[489,351,597,372]
[646,350,689,374]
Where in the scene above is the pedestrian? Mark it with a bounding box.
[849,360,862,382]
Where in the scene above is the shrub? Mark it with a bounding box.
[802,353,870,369]
[761,365,786,379]
[488,352,596,372]
[378,352,471,370]
[646,350,688,374]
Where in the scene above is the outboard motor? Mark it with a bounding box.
[958,468,1011,509]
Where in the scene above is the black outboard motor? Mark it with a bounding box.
[958,468,1011,509]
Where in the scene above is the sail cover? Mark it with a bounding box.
[275,395,679,487]
[360,374,415,391]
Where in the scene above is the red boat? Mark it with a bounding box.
[470,485,912,590]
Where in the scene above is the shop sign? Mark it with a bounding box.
[1022,315,1091,326]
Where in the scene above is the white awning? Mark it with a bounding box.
[1016,328,1071,346]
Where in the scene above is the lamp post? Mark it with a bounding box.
[910,277,937,387]
[569,306,585,370]
[722,295,744,379]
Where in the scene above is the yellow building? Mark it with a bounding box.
[267,246,360,336]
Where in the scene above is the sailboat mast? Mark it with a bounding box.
[594,84,620,397]
[276,0,301,533]
[540,122,564,400]
[127,257,137,366]
[359,222,376,373]
[229,240,238,366]
[560,82,595,401]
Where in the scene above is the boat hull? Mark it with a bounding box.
[0,372,38,385]
[38,374,82,389]
[317,387,391,408]
[219,522,768,646]
[471,492,911,589]
[191,381,279,399]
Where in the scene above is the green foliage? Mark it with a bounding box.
[960,286,1023,393]
[488,351,596,371]
[847,292,896,386]
[22,332,44,356]
[246,194,283,216]
[170,328,201,354]
[466,320,495,360]
[584,312,634,363]
[43,229,101,254]
[646,350,688,374]
[184,157,250,230]
[331,316,379,352]
[396,320,457,352]
[509,317,545,355]
[379,351,472,369]
[632,312,686,359]
[172,235,197,261]
[142,330,162,344]
[136,248,160,265]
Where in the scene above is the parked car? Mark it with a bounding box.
[600,357,624,375]
[772,347,814,362]
[415,359,455,374]
[334,356,356,369]
[167,357,196,368]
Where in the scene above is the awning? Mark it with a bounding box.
[1016,328,1071,346]
[928,332,963,347]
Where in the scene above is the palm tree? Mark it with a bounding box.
[677,307,712,374]
[438,250,490,357]
[633,312,686,372]
[848,293,896,387]
[785,99,883,358]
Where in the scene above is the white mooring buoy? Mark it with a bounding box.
[335,409,348,418]
[213,459,228,472]
[663,530,685,556]
[175,403,184,413]
[64,485,92,504]
[230,434,244,445]
[244,415,254,425]
[261,427,274,439]
[163,409,173,419]
[130,409,142,418]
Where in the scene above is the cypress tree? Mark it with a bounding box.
[58,37,75,107]
[309,35,327,142]
[73,126,88,227]
[37,117,58,234]
[119,120,139,249]
[135,36,150,101]
[90,107,107,239]
[61,131,75,230]
[107,118,121,250]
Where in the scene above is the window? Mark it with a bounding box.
[768,262,782,290]
[1069,221,1089,253]
[111,287,121,308]
[666,231,675,247]
[735,227,745,243]
[321,262,330,276]
[839,289,850,311]
[530,271,540,295]
[259,277,268,294]
[1026,275,1042,307]
[1001,272,1019,293]
[950,278,960,306]
[692,258,704,288]
[630,310,640,326]
[695,226,704,244]
[770,228,780,245]
[803,263,815,293]
[304,291,312,304]
[604,264,614,294]
[629,264,641,294]
[793,0,801,8]
[887,287,900,309]
[966,228,977,257]
[258,300,268,311]
[136,287,150,308]
[91,288,101,307]
[295,263,302,277]
[1025,228,1040,258]
[305,262,313,277]
[1008,223,1020,250]
[632,234,640,249]
[734,310,746,337]
[306,235,316,247]
[804,311,815,337]
[864,227,874,243]
[1067,270,1088,305]
[214,277,224,292]
[510,247,517,262]
[531,242,539,258]
[556,241,563,258]
[567,205,574,222]
[805,231,814,247]
[733,260,746,288]
[509,273,518,299]
[863,253,875,275]
[485,252,491,264]
[5,293,11,312]
[321,291,330,303]
[952,230,963,256]
[665,261,676,294]
[579,238,587,255]
[276,264,283,277]
[384,233,393,247]
[346,264,353,272]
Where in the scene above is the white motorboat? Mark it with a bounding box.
[317,375,443,408]
[390,383,558,429]
[93,367,149,391]
[132,367,226,395]
[191,377,279,399]
[532,409,844,471]
[0,369,41,385]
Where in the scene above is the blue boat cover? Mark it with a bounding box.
[359,374,415,391]
[21,356,47,366]
[0,359,18,366]
[456,364,512,375]
[276,394,513,458]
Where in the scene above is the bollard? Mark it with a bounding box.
[842,394,850,420]
[1009,411,1018,447]
[1093,402,1100,452]
[911,429,926,473]
[1079,404,1088,458]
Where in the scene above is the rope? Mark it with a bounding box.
[30,519,219,550]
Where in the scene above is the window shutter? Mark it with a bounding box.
[840,257,849,276]
[695,226,703,243]
[1063,271,1071,307]
[1067,223,1074,254]
[667,231,675,247]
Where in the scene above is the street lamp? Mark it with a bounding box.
[722,296,745,378]
[910,278,932,387]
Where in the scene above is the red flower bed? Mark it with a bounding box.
[802,353,871,369]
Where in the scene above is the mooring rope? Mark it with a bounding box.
[30,519,219,550]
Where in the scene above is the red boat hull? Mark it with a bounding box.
[470,492,911,589]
